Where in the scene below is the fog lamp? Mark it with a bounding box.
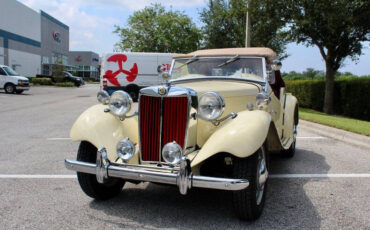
[117,138,135,161]
[162,142,182,165]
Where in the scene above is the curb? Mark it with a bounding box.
[299,120,370,150]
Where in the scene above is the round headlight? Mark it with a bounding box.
[109,90,132,117]
[198,92,225,121]
[97,90,110,105]
[117,138,135,161]
[162,142,182,165]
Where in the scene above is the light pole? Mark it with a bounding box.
[245,1,251,47]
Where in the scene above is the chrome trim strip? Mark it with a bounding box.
[111,161,179,172]
[159,97,164,162]
[171,76,265,85]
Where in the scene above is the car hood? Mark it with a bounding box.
[175,80,261,98]
[12,75,29,81]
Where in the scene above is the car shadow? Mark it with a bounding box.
[0,91,32,96]
[89,148,330,229]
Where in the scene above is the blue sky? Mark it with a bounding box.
[19,0,370,75]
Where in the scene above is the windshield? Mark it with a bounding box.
[3,66,19,76]
[63,71,73,77]
[171,57,264,81]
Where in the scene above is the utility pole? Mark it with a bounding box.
[245,1,251,47]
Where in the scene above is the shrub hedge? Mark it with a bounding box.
[285,78,370,121]
[31,78,53,85]
[55,82,75,87]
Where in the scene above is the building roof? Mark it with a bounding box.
[173,47,277,62]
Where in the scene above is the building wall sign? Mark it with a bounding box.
[75,55,82,62]
[52,31,61,43]
[92,57,99,62]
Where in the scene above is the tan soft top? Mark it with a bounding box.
[173,47,277,62]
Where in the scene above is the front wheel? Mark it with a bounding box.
[232,143,269,220]
[5,84,15,94]
[76,141,125,200]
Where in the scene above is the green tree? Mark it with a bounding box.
[52,61,65,83]
[303,68,320,79]
[114,4,202,53]
[200,0,289,58]
[284,0,370,114]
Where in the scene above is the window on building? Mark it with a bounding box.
[52,53,60,64]
[52,53,68,65]
[42,56,50,64]
[62,55,68,65]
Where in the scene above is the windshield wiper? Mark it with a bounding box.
[217,55,240,67]
[179,56,198,68]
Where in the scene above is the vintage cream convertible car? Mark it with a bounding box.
[65,47,298,220]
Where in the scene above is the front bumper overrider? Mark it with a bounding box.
[65,147,249,195]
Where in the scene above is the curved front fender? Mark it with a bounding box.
[70,104,139,162]
[191,110,271,167]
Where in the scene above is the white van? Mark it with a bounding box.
[100,52,175,101]
[0,65,30,94]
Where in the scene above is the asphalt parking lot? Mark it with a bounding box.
[0,85,369,229]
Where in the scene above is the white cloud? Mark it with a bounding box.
[18,0,206,53]
[59,0,207,11]
[19,0,120,52]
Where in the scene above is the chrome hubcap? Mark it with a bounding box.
[256,147,268,205]
[6,85,14,93]
[293,124,297,147]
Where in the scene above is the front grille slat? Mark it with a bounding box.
[139,96,161,161]
[139,95,188,162]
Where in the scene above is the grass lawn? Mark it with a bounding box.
[299,108,370,136]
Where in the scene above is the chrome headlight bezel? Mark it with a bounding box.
[116,138,135,161]
[197,92,225,121]
[109,90,133,117]
[97,90,110,105]
[162,141,183,165]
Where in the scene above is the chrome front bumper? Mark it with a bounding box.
[65,147,249,195]
[16,86,30,90]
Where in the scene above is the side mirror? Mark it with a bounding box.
[271,60,282,71]
[157,65,165,74]
[161,72,171,81]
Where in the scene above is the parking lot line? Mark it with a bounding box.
[0,174,76,179]
[0,174,369,179]
[297,136,327,139]
[47,138,72,140]
[270,174,370,178]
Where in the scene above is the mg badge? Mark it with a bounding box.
[158,87,167,95]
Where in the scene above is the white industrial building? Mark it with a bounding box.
[0,0,99,77]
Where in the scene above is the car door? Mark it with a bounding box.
[0,67,7,88]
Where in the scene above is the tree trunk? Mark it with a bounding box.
[323,61,335,114]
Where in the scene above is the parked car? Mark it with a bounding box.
[63,71,85,87]
[36,71,85,87]
[0,65,30,94]
[100,52,175,101]
[65,47,298,220]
